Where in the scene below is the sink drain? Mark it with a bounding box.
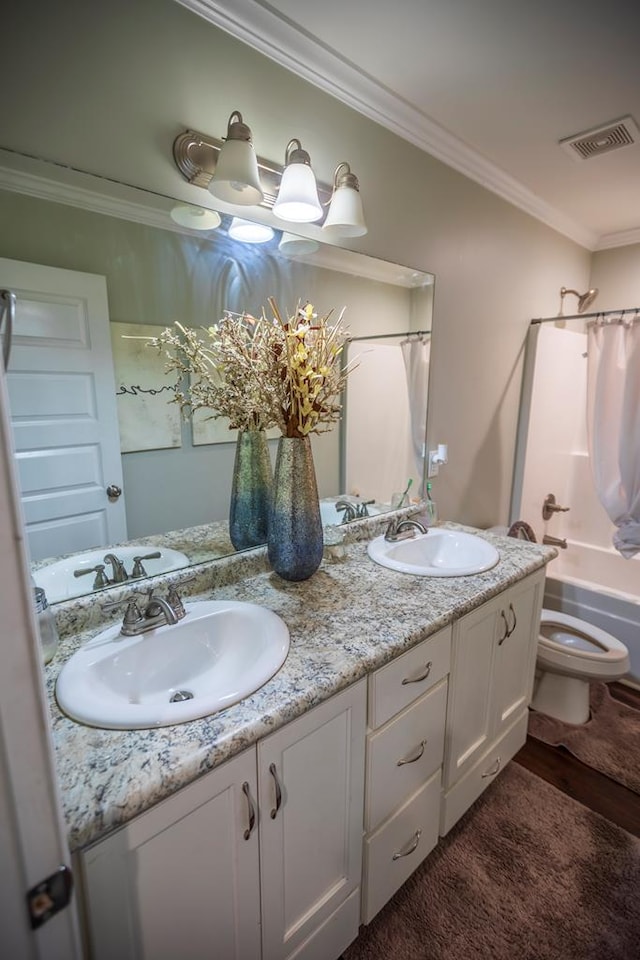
[170,690,194,703]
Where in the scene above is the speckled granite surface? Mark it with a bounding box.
[45,524,554,852]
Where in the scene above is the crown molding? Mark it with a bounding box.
[176,0,598,250]
[595,227,640,251]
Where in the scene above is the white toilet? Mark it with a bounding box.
[531,609,630,724]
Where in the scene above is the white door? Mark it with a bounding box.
[0,365,82,958]
[0,256,127,561]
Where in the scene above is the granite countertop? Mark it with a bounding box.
[45,525,554,852]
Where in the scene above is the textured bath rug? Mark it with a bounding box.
[343,763,640,960]
[528,682,640,794]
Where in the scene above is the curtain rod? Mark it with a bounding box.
[349,329,431,341]
[531,306,640,324]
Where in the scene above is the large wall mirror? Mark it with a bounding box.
[0,166,434,604]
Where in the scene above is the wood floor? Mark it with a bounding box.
[515,681,640,838]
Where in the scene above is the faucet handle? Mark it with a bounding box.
[73,563,109,589]
[131,552,162,578]
[166,584,186,620]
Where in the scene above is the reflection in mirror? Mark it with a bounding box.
[0,172,434,604]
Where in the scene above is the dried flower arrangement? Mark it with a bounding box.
[150,315,278,433]
[152,300,354,438]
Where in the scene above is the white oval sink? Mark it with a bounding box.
[55,601,290,729]
[34,546,190,603]
[368,529,500,577]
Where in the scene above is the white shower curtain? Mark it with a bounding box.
[400,336,431,480]
[587,317,640,558]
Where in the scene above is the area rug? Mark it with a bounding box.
[344,764,640,960]
[528,682,640,794]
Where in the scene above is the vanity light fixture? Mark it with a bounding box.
[272,139,323,223]
[169,204,221,231]
[208,111,264,206]
[228,217,274,244]
[322,162,367,238]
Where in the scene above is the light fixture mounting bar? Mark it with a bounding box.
[173,129,332,209]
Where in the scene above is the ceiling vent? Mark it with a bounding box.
[560,116,640,161]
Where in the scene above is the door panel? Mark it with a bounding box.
[0,257,126,560]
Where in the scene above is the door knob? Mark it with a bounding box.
[542,493,569,521]
[106,484,122,501]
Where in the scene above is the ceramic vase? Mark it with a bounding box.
[228,429,273,551]
[268,436,324,581]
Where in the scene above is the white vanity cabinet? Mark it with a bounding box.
[78,680,366,960]
[361,626,451,923]
[440,568,545,835]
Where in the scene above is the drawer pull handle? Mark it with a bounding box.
[481,756,502,779]
[507,603,517,636]
[397,739,427,766]
[401,661,432,685]
[392,829,422,861]
[269,763,282,819]
[242,781,256,840]
[498,611,509,645]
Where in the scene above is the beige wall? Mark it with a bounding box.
[590,244,640,310]
[1,0,593,528]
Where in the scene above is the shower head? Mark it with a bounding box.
[559,286,599,315]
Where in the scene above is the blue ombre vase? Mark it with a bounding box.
[268,436,323,581]
[229,429,273,551]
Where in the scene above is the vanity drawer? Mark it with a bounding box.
[362,769,440,924]
[368,626,451,729]
[439,709,528,836]
[365,678,447,832]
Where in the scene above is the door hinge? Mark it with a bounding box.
[27,865,73,930]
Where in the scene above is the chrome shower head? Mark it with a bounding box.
[559,286,599,315]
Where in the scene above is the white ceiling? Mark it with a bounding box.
[180,0,640,251]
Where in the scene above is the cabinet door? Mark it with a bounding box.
[80,748,261,960]
[443,596,499,789]
[259,679,366,960]
[492,569,544,735]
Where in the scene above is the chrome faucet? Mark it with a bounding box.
[384,518,427,542]
[335,499,359,524]
[119,588,186,636]
[103,553,128,583]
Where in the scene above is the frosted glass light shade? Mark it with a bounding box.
[209,139,264,205]
[228,217,274,244]
[322,185,367,237]
[273,163,323,223]
[278,232,320,256]
[170,205,221,230]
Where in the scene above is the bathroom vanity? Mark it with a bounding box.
[46,524,552,960]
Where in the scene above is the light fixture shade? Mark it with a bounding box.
[322,163,367,237]
[273,139,323,223]
[209,111,264,206]
[228,217,274,244]
[278,232,320,256]
[170,204,221,230]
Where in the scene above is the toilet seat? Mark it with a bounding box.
[538,609,629,679]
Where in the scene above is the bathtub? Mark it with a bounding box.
[543,539,640,685]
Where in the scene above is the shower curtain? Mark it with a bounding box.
[401,336,430,483]
[587,316,640,558]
